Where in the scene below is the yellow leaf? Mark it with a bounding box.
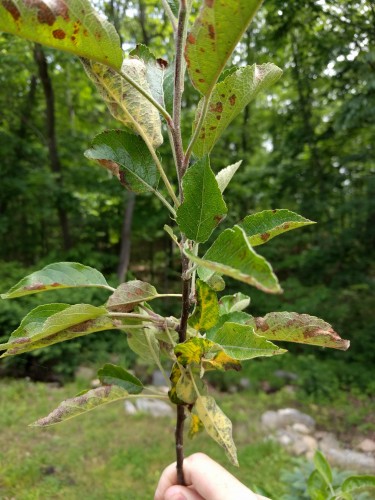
[189,279,219,331]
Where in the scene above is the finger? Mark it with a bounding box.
[164,485,205,500]
[155,462,178,500]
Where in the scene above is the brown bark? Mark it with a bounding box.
[117,192,136,282]
[33,44,71,251]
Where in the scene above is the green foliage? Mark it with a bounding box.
[0,0,356,482]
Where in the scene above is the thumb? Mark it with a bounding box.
[164,485,205,500]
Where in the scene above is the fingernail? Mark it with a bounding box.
[170,494,186,500]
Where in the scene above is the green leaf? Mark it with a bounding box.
[216,161,242,193]
[84,130,160,194]
[208,322,286,360]
[185,0,263,94]
[219,293,250,315]
[1,262,109,299]
[251,312,350,351]
[0,304,110,357]
[239,209,315,246]
[81,58,163,148]
[185,226,282,294]
[189,280,219,332]
[206,274,226,292]
[342,475,375,493]
[98,363,143,394]
[307,470,329,500]
[30,385,133,427]
[107,280,158,312]
[176,157,227,243]
[163,60,174,115]
[193,64,282,157]
[0,0,123,69]
[208,311,251,337]
[195,395,238,466]
[314,450,333,488]
[126,326,160,362]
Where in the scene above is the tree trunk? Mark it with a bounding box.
[117,192,136,282]
[34,44,71,251]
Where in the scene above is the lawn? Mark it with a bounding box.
[0,378,373,499]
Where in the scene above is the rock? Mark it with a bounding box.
[318,432,340,450]
[124,401,137,415]
[75,366,95,380]
[135,398,173,417]
[261,408,315,431]
[228,385,238,394]
[239,377,251,390]
[152,370,166,387]
[274,370,298,381]
[292,423,311,435]
[357,438,375,453]
[302,435,318,452]
[90,378,101,388]
[321,447,375,473]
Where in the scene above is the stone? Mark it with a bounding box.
[90,378,101,388]
[152,370,166,387]
[321,447,375,473]
[302,435,318,452]
[318,432,340,450]
[135,398,173,417]
[75,366,95,380]
[292,423,311,435]
[124,401,137,415]
[274,370,298,381]
[239,377,251,390]
[357,438,375,453]
[261,408,315,431]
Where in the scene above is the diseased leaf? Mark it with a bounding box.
[107,280,158,312]
[195,395,238,466]
[239,209,315,246]
[98,363,143,394]
[203,350,242,372]
[174,337,218,366]
[251,312,350,351]
[185,0,263,94]
[81,58,163,148]
[189,412,204,439]
[129,44,167,107]
[0,0,122,69]
[219,293,250,315]
[189,279,219,332]
[176,157,227,243]
[216,161,242,193]
[168,363,185,405]
[31,385,131,427]
[206,274,226,292]
[313,450,333,488]
[209,322,286,360]
[185,226,282,294]
[342,475,375,494]
[193,64,282,157]
[1,262,109,299]
[85,130,159,194]
[176,369,204,405]
[126,326,160,362]
[0,304,109,357]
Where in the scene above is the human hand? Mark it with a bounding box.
[154,453,270,500]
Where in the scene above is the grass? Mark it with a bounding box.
[0,378,373,499]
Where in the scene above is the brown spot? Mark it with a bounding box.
[229,94,236,106]
[282,223,290,229]
[24,282,46,291]
[187,33,196,44]
[198,78,205,83]
[52,29,66,40]
[214,215,224,223]
[25,0,69,25]
[94,30,102,40]
[73,21,81,35]
[208,24,215,40]
[216,115,221,120]
[260,232,270,241]
[11,337,31,345]
[210,102,223,113]
[83,29,89,37]
[200,133,206,139]
[255,317,270,332]
[2,0,21,21]
[209,126,217,130]
[50,282,61,287]
[98,159,120,178]
[205,0,214,6]
[68,319,95,333]
[156,58,168,69]
[272,209,277,213]
[71,36,76,43]
[220,93,225,98]
[195,69,201,73]
[199,47,205,53]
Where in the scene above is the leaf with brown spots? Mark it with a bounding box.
[185,0,263,95]
[81,58,163,148]
[106,280,159,312]
[185,225,282,294]
[193,64,282,157]
[0,0,122,69]
[84,130,160,194]
[1,262,110,299]
[0,303,113,357]
[176,156,227,243]
[30,385,137,427]
[188,279,219,332]
[249,312,350,351]
[239,209,315,246]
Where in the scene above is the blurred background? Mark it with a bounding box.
[0,0,374,498]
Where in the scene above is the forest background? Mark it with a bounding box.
[1,0,373,390]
